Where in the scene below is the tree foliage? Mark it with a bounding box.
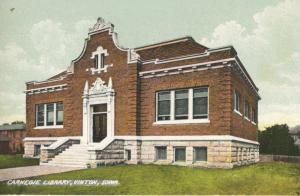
[258,124,300,156]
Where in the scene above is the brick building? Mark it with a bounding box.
[23,17,260,168]
[0,124,26,154]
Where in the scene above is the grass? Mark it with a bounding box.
[0,154,39,169]
[0,162,300,195]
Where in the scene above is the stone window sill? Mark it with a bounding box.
[234,109,243,117]
[34,125,63,129]
[153,119,210,125]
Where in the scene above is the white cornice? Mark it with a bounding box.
[24,84,67,95]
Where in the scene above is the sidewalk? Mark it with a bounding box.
[0,165,83,182]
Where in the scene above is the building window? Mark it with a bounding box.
[36,104,44,126]
[156,87,209,123]
[175,90,189,120]
[94,53,105,69]
[155,146,167,160]
[193,147,207,162]
[125,150,131,161]
[174,147,186,162]
[46,103,54,126]
[234,90,241,112]
[244,100,250,119]
[56,102,64,125]
[157,91,171,121]
[251,107,257,123]
[34,144,41,157]
[36,102,64,127]
[193,88,208,119]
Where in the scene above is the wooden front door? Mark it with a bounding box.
[93,113,107,142]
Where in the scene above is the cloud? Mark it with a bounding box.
[0,19,94,124]
[200,0,300,128]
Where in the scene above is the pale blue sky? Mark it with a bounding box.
[0,0,299,129]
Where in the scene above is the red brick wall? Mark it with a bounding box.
[230,69,258,141]
[0,129,25,153]
[25,29,258,141]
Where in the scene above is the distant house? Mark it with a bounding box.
[289,126,300,149]
[0,124,26,154]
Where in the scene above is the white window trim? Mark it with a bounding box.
[233,89,241,113]
[155,87,209,125]
[234,109,243,116]
[35,102,64,129]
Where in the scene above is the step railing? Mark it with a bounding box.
[40,138,80,163]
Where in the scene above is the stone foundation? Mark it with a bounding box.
[23,139,56,158]
[124,139,259,168]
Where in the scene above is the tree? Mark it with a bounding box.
[258,124,300,156]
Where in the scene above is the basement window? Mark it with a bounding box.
[174,147,186,162]
[193,147,207,162]
[155,146,167,160]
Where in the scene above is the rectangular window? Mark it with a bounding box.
[34,144,41,157]
[36,104,44,126]
[244,100,250,119]
[234,90,241,112]
[193,147,207,162]
[193,88,208,119]
[95,54,99,69]
[155,146,167,160]
[100,53,105,68]
[251,107,257,123]
[157,92,171,121]
[36,102,64,127]
[174,147,186,162]
[56,102,64,125]
[125,150,131,161]
[156,87,209,123]
[175,90,189,120]
[46,103,54,126]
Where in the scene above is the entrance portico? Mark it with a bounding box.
[82,77,115,144]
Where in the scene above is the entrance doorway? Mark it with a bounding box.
[92,104,107,142]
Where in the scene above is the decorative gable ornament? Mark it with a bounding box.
[83,77,114,97]
[89,17,113,34]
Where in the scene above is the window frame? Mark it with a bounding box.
[244,99,250,120]
[35,102,64,129]
[233,89,242,116]
[155,146,167,161]
[174,147,186,162]
[193,147,207,162]
[155,87,209,125]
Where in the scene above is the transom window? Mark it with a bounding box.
[156,87,209,123]
[36,102,64,127]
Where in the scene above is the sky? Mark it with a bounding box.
[0,0,299,129]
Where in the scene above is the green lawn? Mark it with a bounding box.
[0,162,300,195]
[0,154,39,169]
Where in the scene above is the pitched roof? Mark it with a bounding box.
[0,124,25,131]
[47,70,67,80]
[289,125,300,134]
[135,36,208,61]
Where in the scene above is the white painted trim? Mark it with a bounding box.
[153,119,210,125]
[139,58,235,76]
[113,135,259,145]
[26,76,66,85]
[34,125,63,129]
[25,84,67,95]
[23,136,82,142]
[234,109,243,117]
